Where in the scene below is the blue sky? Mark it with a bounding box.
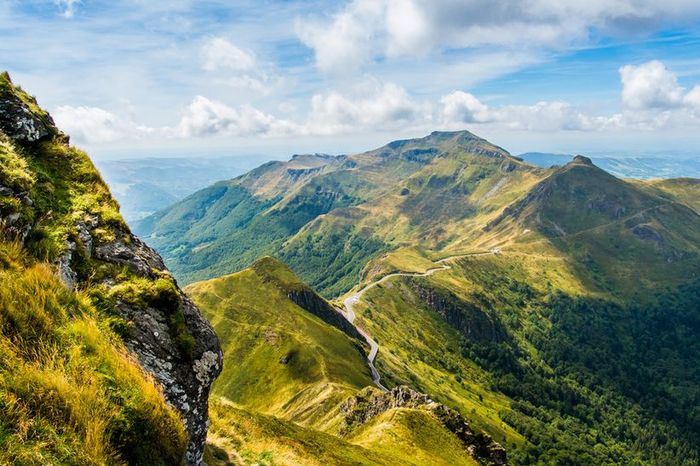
[2,0,700,160]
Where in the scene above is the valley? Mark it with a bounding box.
[1,71,698,465]
[339,250,498,392]
[158,131,699,465]
[4,2,700,465]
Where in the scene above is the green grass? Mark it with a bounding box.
[0,72,200,464]
[205,397,402,466]
[648,177,700,212]
[348,275,525,448]
[190,258,509,465]
[0,248,187,465]
[344,247,700,464]
[186,258,373,429]
[346,408,479,466]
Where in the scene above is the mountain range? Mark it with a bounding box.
[137,128,700,464]
[93,151,700,226]
[1,71,699,465]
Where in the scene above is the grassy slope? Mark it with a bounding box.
[648,177,700,212]
[0,73,188,463]
[347,273,527,447]
[485,158,700,298]
[347,242,699,464]
[345,407,479,466]
[205,397,402,466]
[189,258,489,465]
[185,257,373,430]
[0,247,186,465]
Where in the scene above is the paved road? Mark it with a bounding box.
[338,251,494,392]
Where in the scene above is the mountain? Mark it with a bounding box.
[483,155,700,295]
[519,151,700,179]
[150,127,700,464]
[96,157,261,223]
[135,130,543,295]
[0,72,222,464]
[187,257,506,466]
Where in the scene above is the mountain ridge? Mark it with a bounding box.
[0,72,222,465]
[135,129,544,295]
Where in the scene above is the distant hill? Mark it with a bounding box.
[96,157,261,222]
[519,152,700,179]
[137,131,699,299]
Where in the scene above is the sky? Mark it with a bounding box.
[2,0,700,160]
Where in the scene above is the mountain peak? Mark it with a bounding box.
[428,129,480,140]
[378,129,510,161]
[571,155,594,165]
[0,71,61,144]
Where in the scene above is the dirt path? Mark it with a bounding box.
[338,251,493,392]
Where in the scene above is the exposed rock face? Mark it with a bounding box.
[0,184,34,243]
[572,154,593,165]
[69,221,223,465]
[341,386,507,465]
[0,76,222,465]
[286,288,364,341]
[0,80,53,143]
[631,224,664,246]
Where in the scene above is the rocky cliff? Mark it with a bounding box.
[0,72,222,465]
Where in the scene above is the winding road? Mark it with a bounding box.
[338,251,495,392]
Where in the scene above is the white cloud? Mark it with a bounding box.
[202,38,256,72]
[440,91,491,123]
[297,1,700,73]
[200,37,279,93]
[295,1,384,73]
[176,96,294,138]
[385,0,431,56]
[439,93,618,132]
[683,85,700,113]
[619,61,685,110]
[53,105,149,143]
[438,60,700,133]
[307,81,431,134]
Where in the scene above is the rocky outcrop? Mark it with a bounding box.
[341,386,507,465]
[252,256,365,342]
[0,183,34,243]
[0,74,54,143]
[64,216,223,465]
[0,73,222,465]
[630,223,663,246]
[286,287,364,341]
[572,154,593,165]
